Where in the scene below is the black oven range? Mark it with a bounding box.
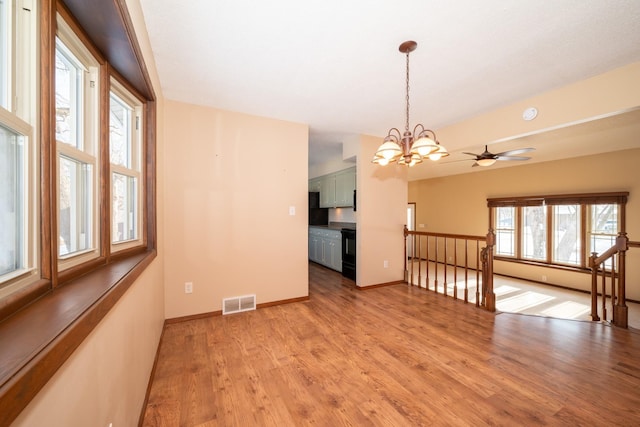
[341,228,356,281]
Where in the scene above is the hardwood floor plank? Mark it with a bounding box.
[142,263,640,426]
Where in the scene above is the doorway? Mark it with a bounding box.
[407,203,416,258]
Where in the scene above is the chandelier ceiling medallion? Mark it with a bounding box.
[372,40,448,167]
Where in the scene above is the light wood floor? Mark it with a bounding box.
[142,263,640,426]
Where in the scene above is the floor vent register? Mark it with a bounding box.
[222,294,256,315]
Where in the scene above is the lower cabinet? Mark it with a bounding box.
[309,228,342,272]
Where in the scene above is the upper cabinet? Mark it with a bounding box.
[314,167,356,208]
[335,168,356,207]
[309,177,322,193]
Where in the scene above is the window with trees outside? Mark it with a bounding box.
[110,79,143,249]
[0,1,156,423]
[55,27,100,266]
[0,0,37,296]
[489,193,627,270]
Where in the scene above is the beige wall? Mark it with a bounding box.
[11,261,165,427]
[408,148,640,300]
[11,1,167,425]
[356,134,408,286]
[436,62,640,149]
[163,100,309,318]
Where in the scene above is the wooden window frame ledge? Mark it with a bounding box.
[0,250,157,427]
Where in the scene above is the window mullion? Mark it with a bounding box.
[546,205,552,263]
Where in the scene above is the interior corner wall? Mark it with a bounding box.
[408,148,640,300]
[357,134,407,287]
[162,100,309,319]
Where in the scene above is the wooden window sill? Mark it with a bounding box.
[0,250,157,427]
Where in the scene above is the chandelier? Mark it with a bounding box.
[372,41,448,167]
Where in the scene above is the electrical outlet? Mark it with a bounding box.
[448,256,452,262]
[185,282,193,293]
[383,260,389,268]
[289,206,296,216]
[541,275,547,282]
[419,224,425,228]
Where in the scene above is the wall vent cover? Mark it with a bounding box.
[222,294,256,315]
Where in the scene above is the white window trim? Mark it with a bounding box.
[109,78,143,252]
[56,13,101,270]
[0,0,38,292]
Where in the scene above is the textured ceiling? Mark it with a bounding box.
[139,0,640,178]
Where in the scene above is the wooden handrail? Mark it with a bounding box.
[591,235,629,266]
[589,232,633,328]
[405,229,486,241]
[403,227,495,312]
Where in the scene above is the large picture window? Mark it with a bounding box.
[489,193,627,269]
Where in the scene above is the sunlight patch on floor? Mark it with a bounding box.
[540,301,591,319]
[497,291,555,313]
[494,285,521,296]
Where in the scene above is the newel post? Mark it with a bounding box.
[613,232,629,328]
[589,252,600,321]
[484,228,496,312]
[404,225,409,283]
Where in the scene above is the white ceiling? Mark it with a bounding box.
[139,0,640,179]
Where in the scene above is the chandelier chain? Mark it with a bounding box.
[405,50,410,133]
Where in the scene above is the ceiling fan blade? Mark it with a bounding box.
[471,162,479,167]
[462,152,481,157]
[441,158,476,164]
[496,156,531,161]
[494,147,535,157]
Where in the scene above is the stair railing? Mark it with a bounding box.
[403,226,496,312]
[589,232,639,328]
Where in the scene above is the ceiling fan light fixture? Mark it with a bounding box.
[476,158,497,167]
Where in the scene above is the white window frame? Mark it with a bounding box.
[109,78,143,251]
[55,15,100,270]
[587,204,619,269]
[494,206,516,257]
[551,204,581,266]
[0,0,38,297]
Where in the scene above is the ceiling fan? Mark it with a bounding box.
[462,145,535,167]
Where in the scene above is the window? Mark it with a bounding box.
[522,205,546,261]
[0,125,24,277]
[552,204,581,265]
[589,204,618,268]
[0,0,36,293]
[489,193,626,269]
[109,80,143,248]
[0,0,10,110]
[55,20,100,266]
[495,206,515,256]
[0,2,157,423]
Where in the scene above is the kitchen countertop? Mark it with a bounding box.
[309,222,356,231]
